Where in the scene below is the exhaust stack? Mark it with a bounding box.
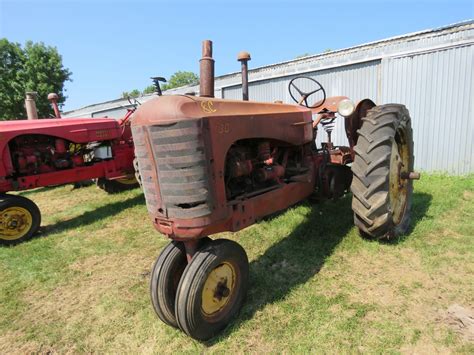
[48,93,61,118]
[237,51,251,101]
[25,92,38,120]
[199,40,214,98]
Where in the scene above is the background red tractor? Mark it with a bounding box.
[0,93,138,245]
[132,40,421,340]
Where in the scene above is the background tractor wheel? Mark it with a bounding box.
[0,195,41,245]
[350,104,414,240]
[133,158,142,189]
[175,239,249,340]
[96,176,139,194]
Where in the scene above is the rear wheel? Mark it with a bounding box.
[0,195,41,245]
[350,104,414,239]
[175,239,249,340]
[96,176,139,193]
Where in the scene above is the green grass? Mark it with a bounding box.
[0,175,473,353]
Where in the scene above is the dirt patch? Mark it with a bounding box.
[462,190,473,201]
[320,246,472,351]
[442,304,474,342]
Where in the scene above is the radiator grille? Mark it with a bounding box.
[132,119,212,219]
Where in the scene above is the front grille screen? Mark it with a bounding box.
[133,119,212,219]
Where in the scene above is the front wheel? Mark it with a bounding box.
[175,239,249,340]
[150,241,188,328]
[350,104,414,239]
[0,195,41,245]
[150,237,211,328]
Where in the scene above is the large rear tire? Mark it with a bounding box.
[0,195,41,245]
[350,104,414,239]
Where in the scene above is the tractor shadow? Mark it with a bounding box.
[38,193,145,237]
[206,191,432,344]
[384,191,432,245]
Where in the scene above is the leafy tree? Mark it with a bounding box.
[122,71,199,98]
[162,71,198,91]
[121,89,141,99]
[0,39,25,120]
[142,85,156,95]
[0,39,72,120]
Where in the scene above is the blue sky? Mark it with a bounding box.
[1,0,472,111]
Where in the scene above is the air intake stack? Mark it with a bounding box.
[237,51,251,101]
[199,40,215,98]
[25,92,38,120]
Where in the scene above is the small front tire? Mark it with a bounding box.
[150,241,188,328]
[175,239,249,340]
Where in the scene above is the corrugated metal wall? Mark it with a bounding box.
[381,45,473,175]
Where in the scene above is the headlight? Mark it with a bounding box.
[337,99,355,117]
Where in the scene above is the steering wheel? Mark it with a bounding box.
[288,76,326,108]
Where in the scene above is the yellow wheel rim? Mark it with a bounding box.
[0,206,33,241]
[116,175,137,185]
[201,262,236,316]
[389,129,410,225]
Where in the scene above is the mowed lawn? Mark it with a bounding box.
[0,175,473,353]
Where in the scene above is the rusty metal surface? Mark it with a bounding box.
[25,92,38,120]
[148,119,212,219]
[344,99,376,152]
[47,93,61,118]
[199,40,215,98]
[401,171,420,180]
[237,51,251,101]
[132,94,315,240]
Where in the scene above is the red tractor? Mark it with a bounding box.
[132,40,420,340]
[0,94,138,245]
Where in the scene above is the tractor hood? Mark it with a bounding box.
[132,95,311,125]
[0,118,123,143]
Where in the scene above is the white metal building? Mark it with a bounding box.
[64,21,474,175]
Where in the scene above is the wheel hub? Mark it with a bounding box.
[201,262,236,316]
[0,207,32,240]
[389,131,410,225]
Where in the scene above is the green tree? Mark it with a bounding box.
[122,71,199,98]
[121,89,141,99]
[0,39,25,119]
[0,39,72,120]
[162,71,199,91]
[142,85,156,95]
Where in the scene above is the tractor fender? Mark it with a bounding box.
[344,99,376,150]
